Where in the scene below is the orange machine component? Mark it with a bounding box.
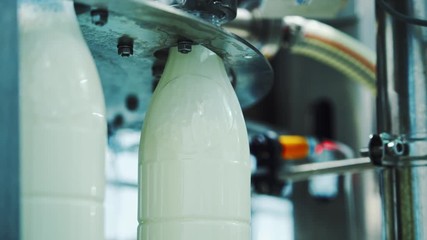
[278,135,310,160]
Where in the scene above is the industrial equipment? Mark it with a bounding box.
[2,0,427,239]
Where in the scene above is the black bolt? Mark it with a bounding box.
[177,40,193,54]
[117,36,134,57]
[118,46,133,57]
[125,94,139,112]
[90,9,108,26]
[112,114,124,128]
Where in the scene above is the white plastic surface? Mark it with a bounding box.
[138,45,251,240]
[252,195,294,240]
[19,1,106,239]
[22,198,104,240]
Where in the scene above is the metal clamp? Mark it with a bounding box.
[368,133,427,166]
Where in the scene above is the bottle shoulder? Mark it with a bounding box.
[141,74,249,163]
[19,7,105,122]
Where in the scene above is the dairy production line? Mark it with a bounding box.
[2,0,427,239]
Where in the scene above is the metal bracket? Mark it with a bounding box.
[368,133,427,166]
[74,0,273,130]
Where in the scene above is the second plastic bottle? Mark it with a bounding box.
[19,1,106,239]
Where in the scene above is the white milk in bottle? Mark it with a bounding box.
[138,45,251,240]
[19,1,106,239]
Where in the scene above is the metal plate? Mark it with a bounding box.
[75,0,273,130]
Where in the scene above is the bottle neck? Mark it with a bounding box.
[159,45,229,86]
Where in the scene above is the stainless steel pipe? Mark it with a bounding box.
[279,158,374,182]
[376,0,427,238]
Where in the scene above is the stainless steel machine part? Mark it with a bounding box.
[280,158,374,182]
[172,0,238,25]
[376,0,427,238]
[0,0,20,238]
[74,0,273,130]
[223,9,283,58]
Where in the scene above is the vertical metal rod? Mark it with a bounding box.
[376,0,427,239]
[379,168,397,239]
[0,0,20,239]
